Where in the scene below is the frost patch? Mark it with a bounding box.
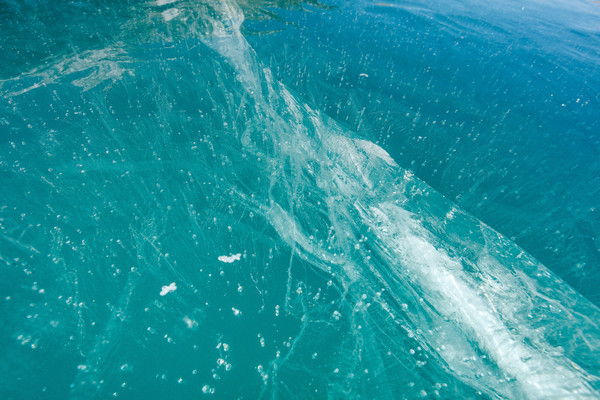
[218,253,241,263]
[162,8,180,21]
[183,316,198,329]
[354,139,397,167]
[160,282,177,296]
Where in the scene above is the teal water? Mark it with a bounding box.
[1,1,599,399]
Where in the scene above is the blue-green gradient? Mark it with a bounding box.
[1,0,599,399]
